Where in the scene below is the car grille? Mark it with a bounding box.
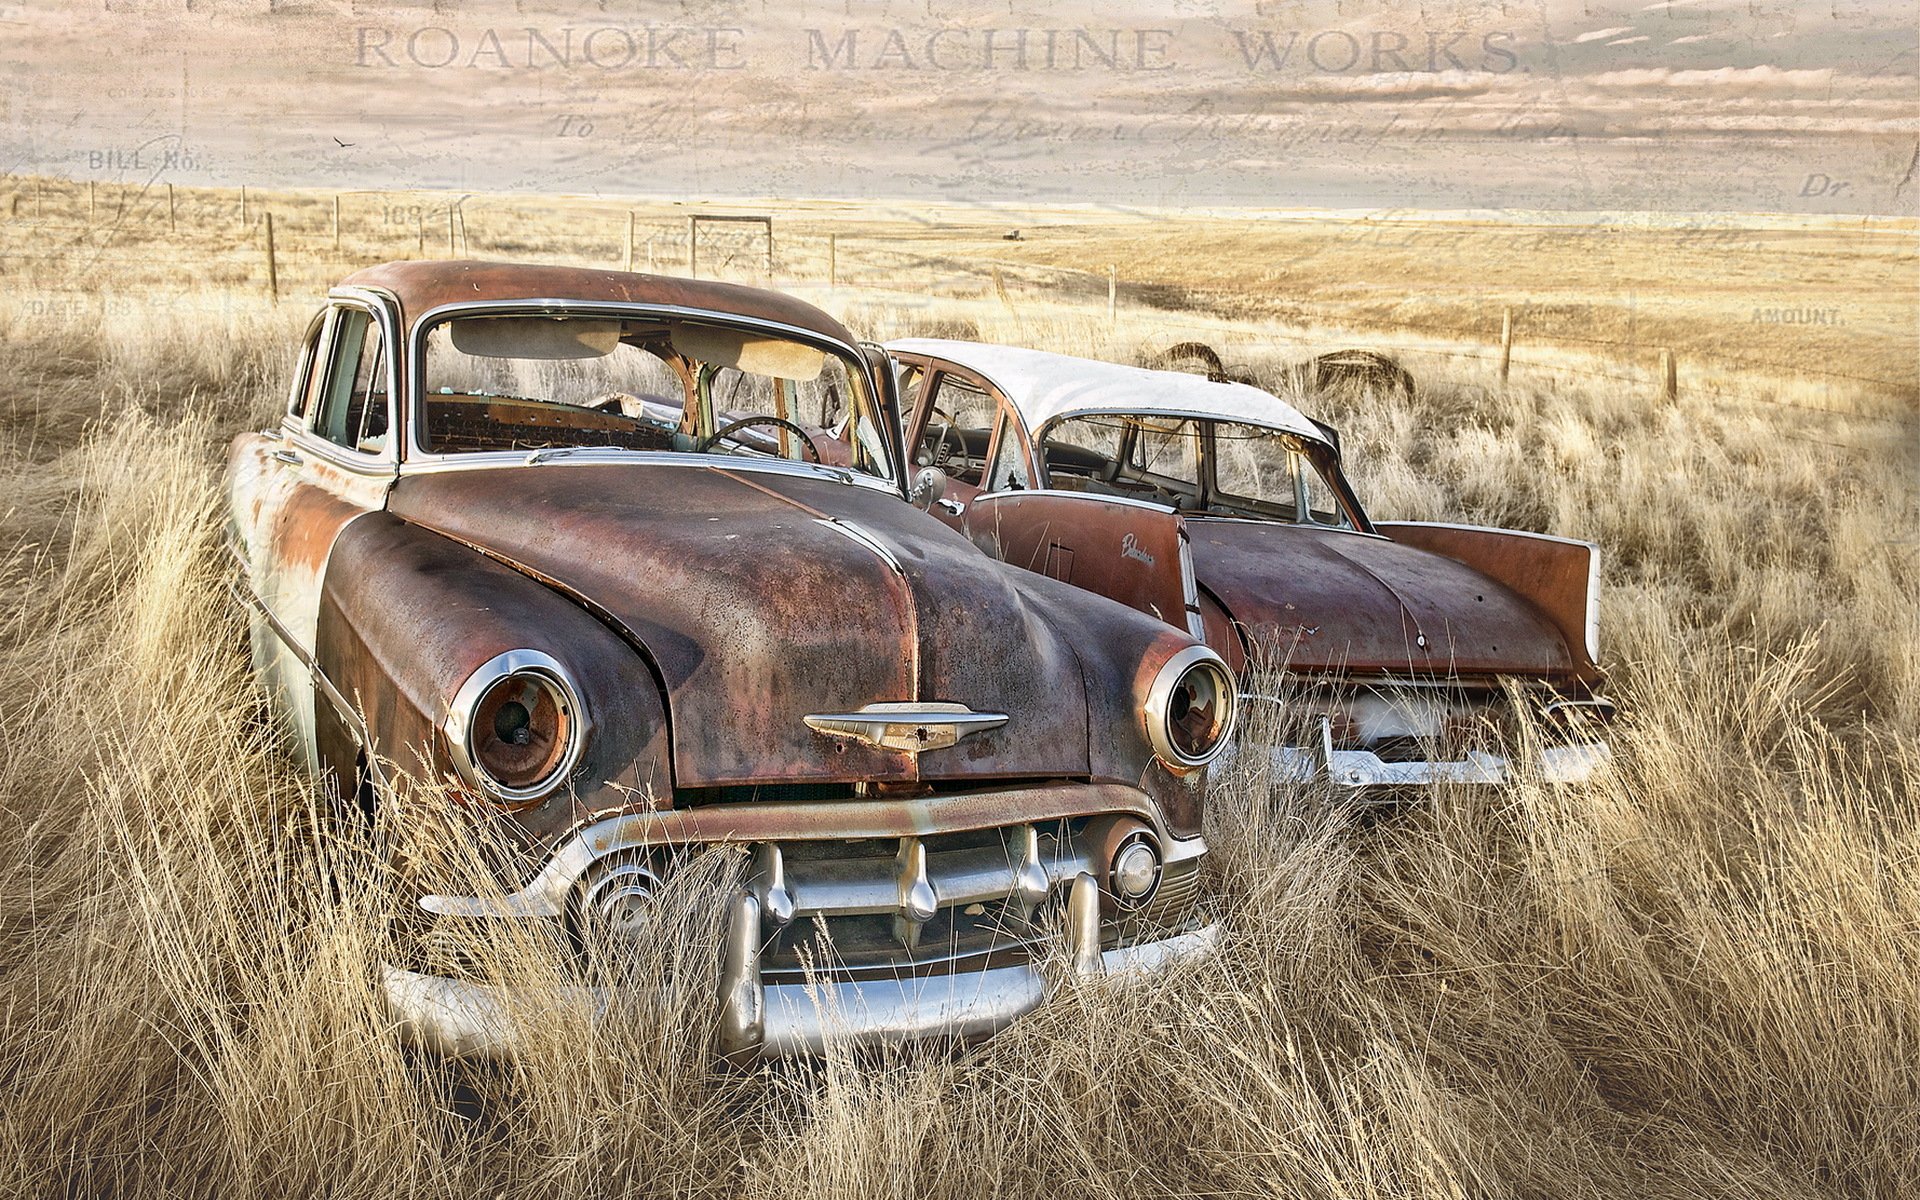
[742,820,1204,986]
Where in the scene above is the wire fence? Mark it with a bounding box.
[4,176,1914,435]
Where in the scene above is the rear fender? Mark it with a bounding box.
[1375,521,1602,680]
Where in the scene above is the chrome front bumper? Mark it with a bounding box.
[382,904,1221,1059]
[384,805,1218,1059]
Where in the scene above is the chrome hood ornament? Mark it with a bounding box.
[803,702,1008,755]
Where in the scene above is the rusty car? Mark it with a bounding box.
[883,338,1614,791]
[226,262,1237,1057]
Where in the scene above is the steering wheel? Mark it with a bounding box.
[694,415,823,463]
[920,405,963,470]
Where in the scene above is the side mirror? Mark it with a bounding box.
[908,466,948,510]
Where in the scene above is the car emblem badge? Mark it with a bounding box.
[804,702,1008,755]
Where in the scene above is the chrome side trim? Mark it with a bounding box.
[811,518,907,577]
[228,573,374,773]
[1183,515,1391,542]
[973,488,1176,515]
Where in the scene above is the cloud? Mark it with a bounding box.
[1668,34,1717,45]
[1589,65,1836,89]
[1609,36,1651,46]
[1572,27,1636,44]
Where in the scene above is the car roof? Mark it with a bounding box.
[886,338,1328,445]
[339,260,860,347]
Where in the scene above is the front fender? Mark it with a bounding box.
[995,566,1212,840]
[314,512,674,863]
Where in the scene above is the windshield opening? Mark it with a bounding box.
[417,312,895,483]
[1041,414,1355,527]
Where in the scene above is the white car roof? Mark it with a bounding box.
[886,338,1328,445]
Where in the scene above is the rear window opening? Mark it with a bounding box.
[1040,414,1356,526]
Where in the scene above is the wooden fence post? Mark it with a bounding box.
[264,212,278,301]
[1498,307,1514,384]
[828,234,837,288]
[241,185,249,226]
[332,194,341,250]
[167,183,176,233]
[446,207,456,256]
[1660,349,1677,404]
[624,211,634,272]
[687,215,697,277]
[646,237,656,272]
[1107,264,1117,324]
[417,209,425,255]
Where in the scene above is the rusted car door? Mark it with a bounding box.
[230,295,399,769]
[965,492,1204,642]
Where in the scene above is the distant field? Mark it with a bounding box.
[0,186,1916,1199]
[4,178,1914,408]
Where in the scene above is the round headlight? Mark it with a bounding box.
[1109,833,1163,908]
[445,650,583,804]
[1144,645,1237,772]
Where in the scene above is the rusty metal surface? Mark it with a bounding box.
[968,492,1194,635]
[1187,520,1575,680]
[340,260,857,348]
[1375,522,1601,681]
[385,461,1115,788]
[227,431,385,771]
[314,510,678,853]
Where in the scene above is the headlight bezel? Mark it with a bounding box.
[1143,644,1238,773]
[444,649,586,806]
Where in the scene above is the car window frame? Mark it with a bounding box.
[286,309,336,430]
[912,363,1037,494]
[1024,408,1375,532]
[288,296,402,470]
[403,299,907,495]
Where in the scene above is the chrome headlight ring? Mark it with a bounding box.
[444,649,587,805]
[1144,644,1239,774]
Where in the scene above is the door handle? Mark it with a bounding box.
[935,498,967,516]
[270,448,303,467]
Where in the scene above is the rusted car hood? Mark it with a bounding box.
[1187,520,1574,679]
[389,463,1091,787]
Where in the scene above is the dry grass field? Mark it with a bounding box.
[0,184,1916,1198]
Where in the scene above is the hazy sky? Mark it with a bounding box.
[3,0,1915,213]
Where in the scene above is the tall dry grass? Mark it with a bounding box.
[0,279,1915,1199]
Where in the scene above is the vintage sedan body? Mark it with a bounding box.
[885,339,1613,790]
[226,263,1236,1056]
